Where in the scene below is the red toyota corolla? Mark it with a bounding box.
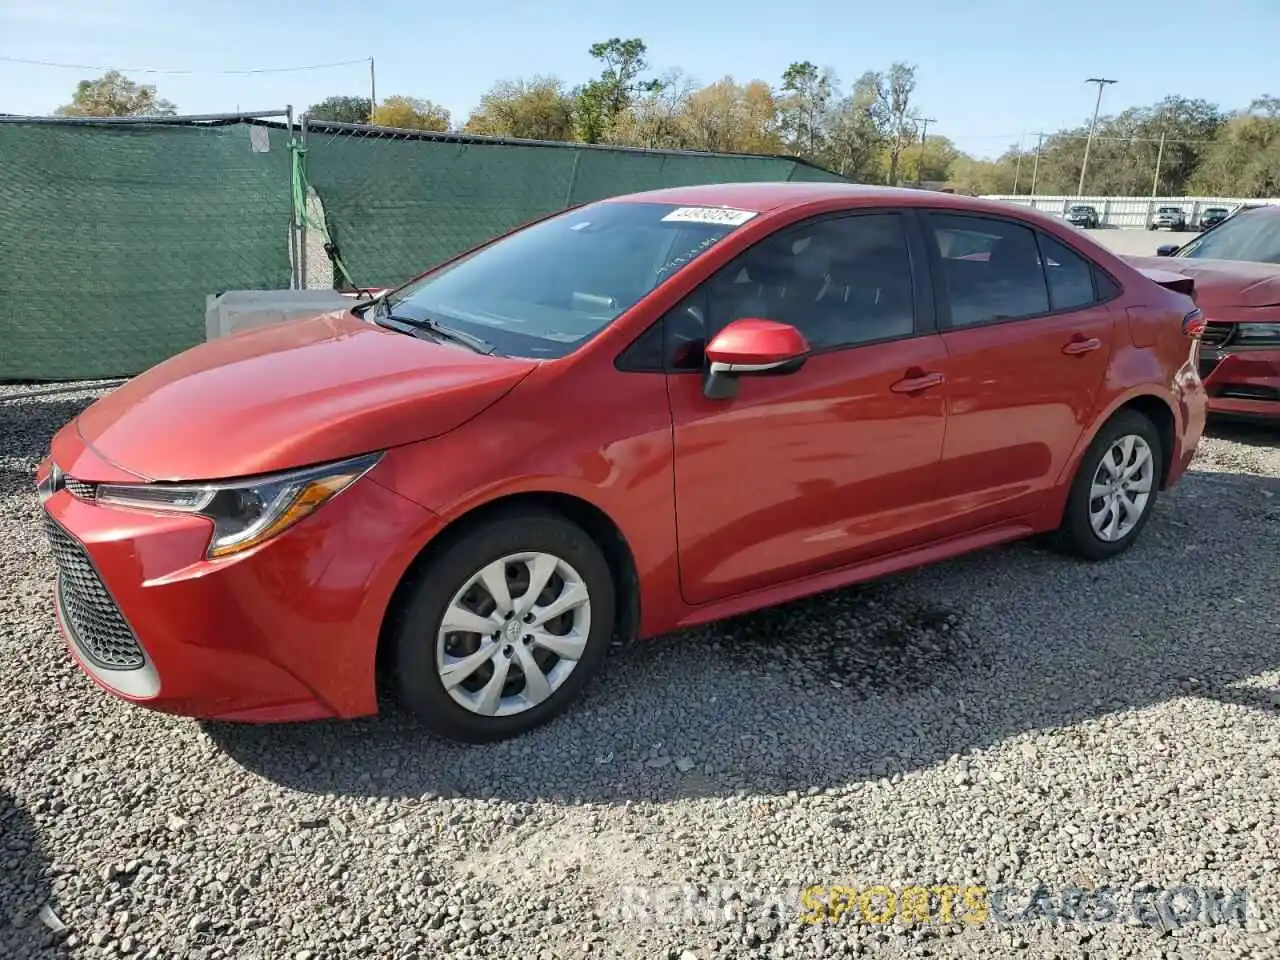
[37,183,1208,743]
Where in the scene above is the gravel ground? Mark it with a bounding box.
[2,382,1278,960]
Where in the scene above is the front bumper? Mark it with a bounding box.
[1199,345,1280,421]
[36,446,442,722]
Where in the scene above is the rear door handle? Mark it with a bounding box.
[1062,336,1102,356]
[890,370,946,393]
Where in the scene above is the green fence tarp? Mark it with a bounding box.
[0,119,846,380]
[304,137,838,289]
[0,122,292,380]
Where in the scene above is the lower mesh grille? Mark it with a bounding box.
[43,512,145,670]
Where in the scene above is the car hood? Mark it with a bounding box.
[1124,255,1280,310]
[74,310,538,482]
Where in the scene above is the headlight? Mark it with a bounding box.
[1234,323,1280,345]
[94,452,382,559]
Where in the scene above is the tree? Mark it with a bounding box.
[946,150,1020,195]
[881,62,918,185]
[307,95,372,124]
[778,61,836,158]
[574,37,660,143]
[1189,99,1280,197]
[609,68,695,149]
[463,76,575,141]
[680,77,782,155]
[370,96,450,131]
[821,71,887,180]
[897,134,962,184]
[54,71,176,117]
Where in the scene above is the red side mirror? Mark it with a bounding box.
[702,318,809,399]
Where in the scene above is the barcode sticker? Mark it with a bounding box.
[661,206,758,226]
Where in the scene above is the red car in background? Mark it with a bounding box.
[1133,203,1280,422]
[37,183,1207,743]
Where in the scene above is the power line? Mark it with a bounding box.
[0,55,370,76]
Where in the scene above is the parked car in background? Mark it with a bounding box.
[1137,203,1280,422]
[1197,206,1231,231]
[36,183,1208,743]
[1065,204,1100,228]
[1149,206,1188,231]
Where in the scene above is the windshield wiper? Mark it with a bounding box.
[375,299,498,355]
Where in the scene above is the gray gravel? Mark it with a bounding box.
[2,381,1278,960]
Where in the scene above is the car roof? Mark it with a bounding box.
[597,181,1032,217]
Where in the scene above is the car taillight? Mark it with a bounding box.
[1182,308,1206,339]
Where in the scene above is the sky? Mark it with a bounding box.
[1,0,1276,159]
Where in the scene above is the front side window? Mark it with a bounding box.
[383,201,755,358]
[672,212,917,358]
[1175,209,1280,263]
[927,214,1049,326]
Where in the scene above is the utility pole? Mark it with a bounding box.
[1077,77,1116,196]
[1030,131,1045,195]
[914,116,936,187]
[1013,131,1025,194]
[1151,129,1166,197]
[369,57,377,115]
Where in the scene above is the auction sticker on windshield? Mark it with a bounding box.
[661,206,759,226]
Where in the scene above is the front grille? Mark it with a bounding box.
[42,512,145,670]
[64,478,96,500]
[1200,322,1235,349]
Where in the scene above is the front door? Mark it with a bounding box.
[920,211,1120,528]
[665,210,951,605]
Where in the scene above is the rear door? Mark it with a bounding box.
[919,211,1122,529]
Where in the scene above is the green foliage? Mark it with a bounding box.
[54,71,177,117]
[573,38,659,143]
[463,77,575,141]
[307,96,372,124]
[370,96,450,131]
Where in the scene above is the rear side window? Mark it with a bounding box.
[927,214,1049,327]
[1036,233,1095,311]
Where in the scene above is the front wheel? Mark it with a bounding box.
[1052,410,1163,561]
[390,509,616,743]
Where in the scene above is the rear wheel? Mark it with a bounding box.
[390,509,615,743]
[1052,410,1163,561]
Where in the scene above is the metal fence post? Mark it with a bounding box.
[285,105,301,290]
[299,114,309,289]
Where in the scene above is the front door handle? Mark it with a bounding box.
[890,370,946,394]
[1062,336,1102,356]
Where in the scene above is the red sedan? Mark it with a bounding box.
[37,183,1208,742]
[1135,202,1280,422]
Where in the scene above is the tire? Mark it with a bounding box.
[1052,409,1164,561]
[390,508,616,743]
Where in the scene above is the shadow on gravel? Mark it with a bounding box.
[0,791,67,959]
[1205,417,1279,448]
[206,468,1280,805]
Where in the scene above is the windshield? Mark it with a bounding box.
[1205,208,1228,216]
[1158,207,1181,214]
[1175,209,1280,263]
[382,200,754,358]
[1069,206,1093,213]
